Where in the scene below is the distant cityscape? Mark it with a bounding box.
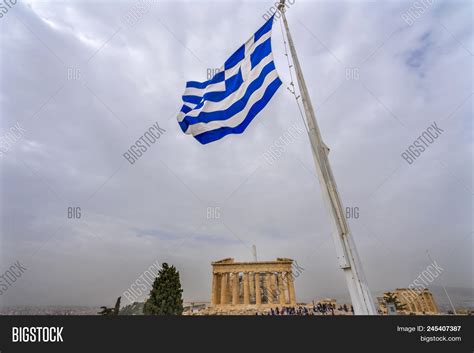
[0,306,99,316]
[1,286,472,315]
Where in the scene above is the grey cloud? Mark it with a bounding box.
[0,0,471,307]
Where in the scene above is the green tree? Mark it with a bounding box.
[383,292,406,311]
[119,302,145,315]
[98,306,114,315]
[143,263,183,315]
[98,296,121,315]
[114,296,121,315]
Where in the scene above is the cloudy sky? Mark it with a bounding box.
[0,0,472,307]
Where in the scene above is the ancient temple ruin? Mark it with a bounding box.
[210,258,296,307]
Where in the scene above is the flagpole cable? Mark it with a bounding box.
[278,15,309,133]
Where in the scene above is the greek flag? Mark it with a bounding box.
[177,16,282,144]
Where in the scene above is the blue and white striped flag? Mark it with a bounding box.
[177,16,282,144]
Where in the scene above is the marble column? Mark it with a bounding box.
[420,295,428,312]
[232,272,239,305]
[220,273,228,304]
[249,272,255,304]
[211,273,219,305]
[428,294,438,312]
[422,293,431,312]
[243,272,250,305]
[215,273,221,305]
[270,273,278,304]
[413,293,422,312]
[278,272,286,305]
[266,273,273,304]
[255,273,261,305]
[227,273,232,301]
[423,292,435,312]
[407,300,416,312]
[287,272,296,305]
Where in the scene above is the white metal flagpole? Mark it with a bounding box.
[278,0,377,315]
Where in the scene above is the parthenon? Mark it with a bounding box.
[211,258,296,307]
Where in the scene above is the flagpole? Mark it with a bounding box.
[278,0,377,315]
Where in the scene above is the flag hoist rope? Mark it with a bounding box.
[278,15,309,133]
[277,0,377,315]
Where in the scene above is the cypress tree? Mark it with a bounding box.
[113,296,121,315]
[143,263,184,315]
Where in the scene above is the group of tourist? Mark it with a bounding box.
[257,303,354,316]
